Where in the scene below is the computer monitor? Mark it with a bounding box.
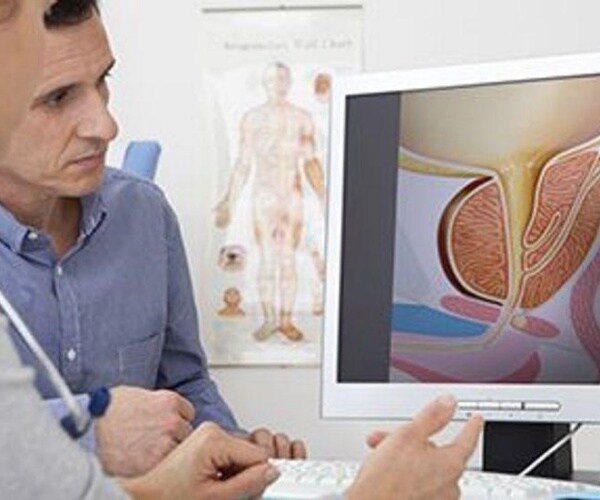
[322,53,600,476]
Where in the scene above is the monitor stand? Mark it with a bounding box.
[483,422,572,479]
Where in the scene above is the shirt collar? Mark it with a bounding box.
[0,203,29,253]
[0,191,107,253]
[79,189,107,237]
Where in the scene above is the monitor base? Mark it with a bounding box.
[483,422,572,479]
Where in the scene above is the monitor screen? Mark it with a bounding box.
[322,53,600,423]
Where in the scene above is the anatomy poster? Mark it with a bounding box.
[390,76,600,383]
[201,3,362,364]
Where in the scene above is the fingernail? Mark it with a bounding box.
[437,394,457,408]
[265,465,280,484]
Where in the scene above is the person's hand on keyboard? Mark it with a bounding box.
[246,427,307,459]
[345,395,484,500]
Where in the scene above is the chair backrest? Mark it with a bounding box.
[121,140,162,181]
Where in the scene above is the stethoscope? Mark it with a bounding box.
[0,288,110,439]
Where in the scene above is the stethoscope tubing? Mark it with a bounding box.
[0,289,89,435]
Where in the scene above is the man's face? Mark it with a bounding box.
[0,0,53,157]
[0,13,118,198]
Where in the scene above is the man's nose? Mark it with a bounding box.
[76,93,119,143]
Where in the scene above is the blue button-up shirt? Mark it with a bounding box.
[0,168,238,432]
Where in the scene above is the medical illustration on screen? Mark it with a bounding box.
[390,75,600,383]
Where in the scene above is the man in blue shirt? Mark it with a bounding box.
[0,0,305,476]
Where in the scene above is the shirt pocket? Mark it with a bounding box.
[118,332,161,387]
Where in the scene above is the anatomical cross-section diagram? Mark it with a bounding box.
[390,76,600,384]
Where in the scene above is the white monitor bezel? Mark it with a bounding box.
[322,52,600,423]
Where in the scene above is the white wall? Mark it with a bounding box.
[102,0,600,469]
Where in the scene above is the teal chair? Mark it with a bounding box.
[121,140,161,181]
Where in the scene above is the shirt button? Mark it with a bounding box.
[66,349,77,362]
[27,232,39,241]
[56,265,63,277]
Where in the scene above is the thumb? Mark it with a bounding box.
[217,463,280,499]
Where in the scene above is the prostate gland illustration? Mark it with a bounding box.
[439,146,600,310]
[400,76,600,335]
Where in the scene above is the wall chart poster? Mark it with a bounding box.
[201,3,363,365]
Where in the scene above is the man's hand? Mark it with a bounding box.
[121,422,280,500]
[247,427,307,459]
[96,386,196,477]
[346,395,484,500]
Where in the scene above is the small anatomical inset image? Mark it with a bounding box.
[218,287,247,318]
[218,245,248,273]
[390,75,600,383]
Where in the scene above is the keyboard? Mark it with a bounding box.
[263,459,600,499]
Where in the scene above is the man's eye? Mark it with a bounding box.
[45,89,69,107]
